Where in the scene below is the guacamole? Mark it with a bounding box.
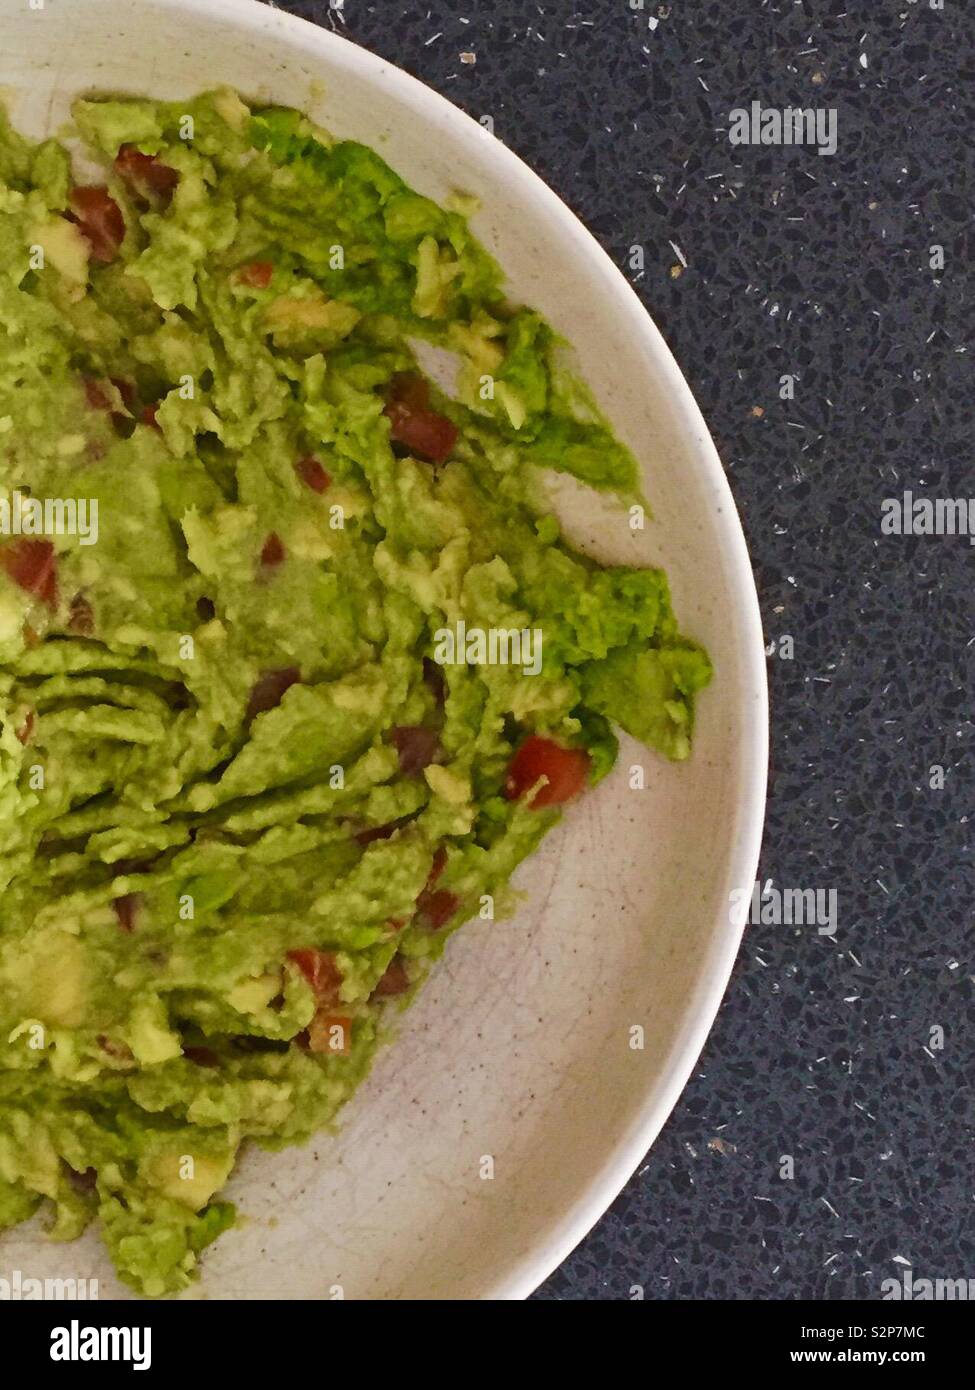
[0,90,711,1296]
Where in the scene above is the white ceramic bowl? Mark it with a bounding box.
[0,0,768,1299]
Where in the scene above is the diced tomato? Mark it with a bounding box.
[110,376,137,412]
[426,845,448,889]
[235,260,274,289]
[1,539,57,608]
[504,735,591,808]
[307,1012,352,1055]
[141,402,161,430]
[354,817,410,847]
[84,375,133,426]
[287,948,342,1004]
[183,1046,220,1068]
[245,667,301,725]
[112,892,142,933]
[112,857,156,877]
[387,373,429,412]
[413,845,454,929]
[355,823,395,847]
[415,888,459,931]
[260,532,285,569]
[372,956,410,998]
[68,186,125,263]
[422,655,446,706]
[83,376,111,410]
[114,145,179,207]
[390,725,440,776]
[68,594,94,636]
[387,917,407,933]
[15,710,35,745]
[383,372,458,465]
[296,454,331,493]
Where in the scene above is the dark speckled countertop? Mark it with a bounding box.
[274,0,974,1299]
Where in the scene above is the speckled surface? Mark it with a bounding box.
[273,0,975,1299]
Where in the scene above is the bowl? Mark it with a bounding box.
[0,0,768,1299]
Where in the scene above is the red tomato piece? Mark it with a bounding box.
[296,455,331,493]
[390,725,440,776]
[245,667,301,725]
[387,373,430,413]
[260,532,285,569]
[426,845,448,888]
[84,375,134,431]
[287,948,342,1004]
[1,539,57,608]
[504,735,591,808]
[68,186,125,263]
[307,1012,352,1055]
[354,816,411,847]
[110,376,137,411]
[235,260,274,289]
[422,655,447,706]
[183,1046,220,1068]
[112,893,142,933]
[415,888,459,931]
[383,373,458,465]
[114,145,179,206]
[411,845,452,930]
[83,376,111,410]
[372,956,410,998]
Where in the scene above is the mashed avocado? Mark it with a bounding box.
[0,90,710,1295]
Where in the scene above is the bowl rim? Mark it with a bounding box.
[13,0,770,1299]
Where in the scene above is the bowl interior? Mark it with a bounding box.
[0,0,766,1298]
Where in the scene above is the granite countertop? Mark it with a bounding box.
[279,0,974,1299]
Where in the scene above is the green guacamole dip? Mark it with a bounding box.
[0,89,711,1295]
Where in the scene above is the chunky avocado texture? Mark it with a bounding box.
[0,90,711,1295]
